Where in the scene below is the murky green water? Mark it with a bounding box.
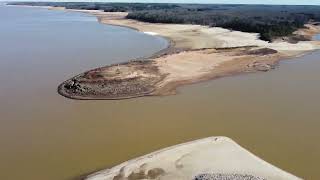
[0,5,319,180]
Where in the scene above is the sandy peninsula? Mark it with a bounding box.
[54,8,320,99]
[84,137,301,180]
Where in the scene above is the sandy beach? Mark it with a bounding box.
[52,8,320,99]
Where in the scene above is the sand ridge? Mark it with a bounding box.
[84,137,301,180]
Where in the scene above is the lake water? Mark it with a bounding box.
[1,5,320,180]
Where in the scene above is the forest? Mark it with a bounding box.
[8,2,320,41]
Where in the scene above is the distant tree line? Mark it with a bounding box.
[8,2,179,12]
[126,5,320,41]
[9,2,320,41]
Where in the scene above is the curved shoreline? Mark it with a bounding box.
[55,8,320,100]
[13,5,320,100]
[65,8,178,61]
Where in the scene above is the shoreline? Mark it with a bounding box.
[55,7,320,100]
[9,5,320,100]
[48,6,178,60]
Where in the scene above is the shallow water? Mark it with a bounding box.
[1,5,320,180]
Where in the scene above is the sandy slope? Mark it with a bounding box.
[85,137,301,180]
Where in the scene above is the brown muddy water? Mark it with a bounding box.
[1,5,320,180]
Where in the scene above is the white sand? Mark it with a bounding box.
[143,32,159,36]
[91,12,320,53]
[85,137,301,180]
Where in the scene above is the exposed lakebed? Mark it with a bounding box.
[1,5,320,180]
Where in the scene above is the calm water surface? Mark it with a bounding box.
[1,5,320,180]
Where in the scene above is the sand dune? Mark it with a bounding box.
[85,137,301,180]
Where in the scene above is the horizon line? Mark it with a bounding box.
[1,1,320,6]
